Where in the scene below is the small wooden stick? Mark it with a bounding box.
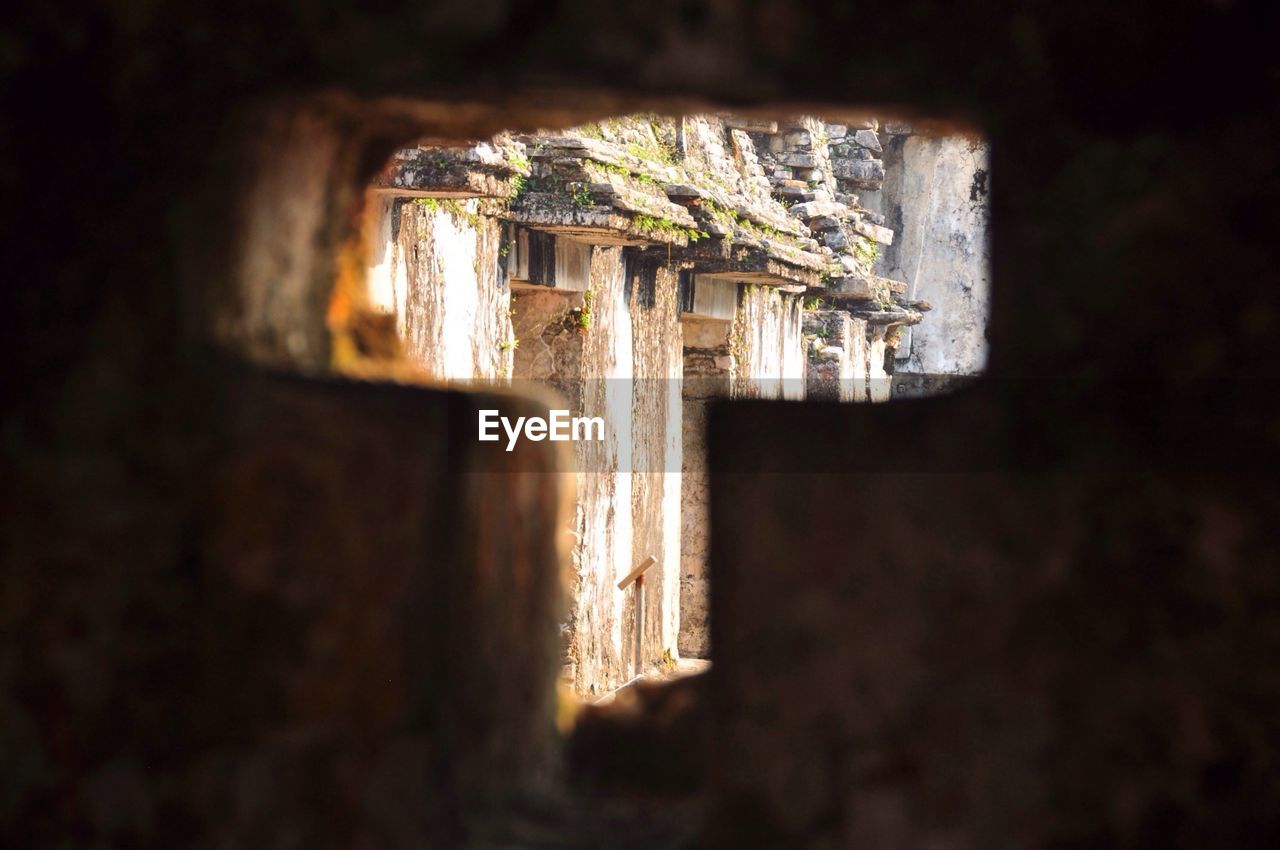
[617,555,657,590]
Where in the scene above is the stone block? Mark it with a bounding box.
[788,200,848,220]
[783,129,812,148]
[834,158,886,188]
[723,116,779,133]
[854,128,883,152]
[778,152,818,168]
[772,185,815,202]
[852,216,894,245]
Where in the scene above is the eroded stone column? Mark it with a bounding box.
[803,309,866,402]
[366,196,513,381]
[679,317,733,658]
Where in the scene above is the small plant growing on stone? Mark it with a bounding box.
[509,174,528,201]
[573,290,594,333]
[854,237,880,267]
[633,213,706,243]
[570,183,594,208]
[498,337,520,352]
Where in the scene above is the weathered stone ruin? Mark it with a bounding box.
[356,114,987,691]
[867,125,991,397]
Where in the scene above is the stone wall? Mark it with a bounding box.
[732,284,806,400]
[560,246,634,695]
[623,253,685,682]
[508,243,685,698]
[366,195,513,381]
[678,284,804,658]
[14,2,1280,846]
[864,129,992,391]
[678,318,732,658]
[803,309,866,402]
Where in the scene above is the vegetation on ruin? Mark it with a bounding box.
[698,197,808,252]
[573,116,680,168]
[414,197,481,227]
[700,198,740,230]
[625,137,678,167]
[854,236,880,266]
[866,278,896,311]
[585,160,661,188]
[727,325,747,364]
[632,213,707,243]
[573,289,594,332]
[570,183,594,208]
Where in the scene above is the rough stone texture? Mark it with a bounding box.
[678,285,805,658]
[549,246,635,697]
[891,371,981,399]
[866,326,893,402]
[7,3,1280,849]
[731,285,806,400]
[803,310,865,402]
[511,245,684,698]
[678,318,732,659]
[367,196,514,381]
[865,132,992,379]
[374,137,528,198]
[509,287,580,385]
[623,252,685,684]
[678,395,713,658]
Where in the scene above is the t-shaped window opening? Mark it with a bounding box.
[342,109,990,705]
[209,94,990,826]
